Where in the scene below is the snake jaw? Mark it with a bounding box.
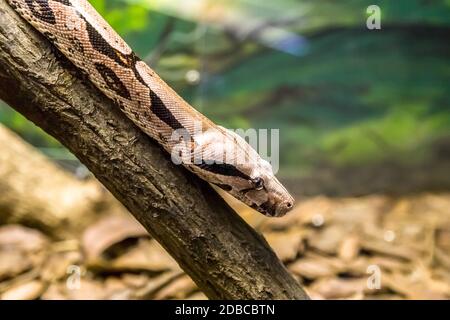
[255,179,295,217]
[234,171,295,218]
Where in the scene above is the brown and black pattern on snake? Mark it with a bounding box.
[78,7,181,131]
[150,91,186,130]
[77,12,156,111]
[132,61,150,87]
[67,37,85,55]
[197,162,252,181]
[25,0,56,24]
[94,63,131,100]
[149,91,185,131]
[81,15,134,69]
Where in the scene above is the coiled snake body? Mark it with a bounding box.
[8,0,294,217]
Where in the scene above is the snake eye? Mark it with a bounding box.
[252,177,264,191]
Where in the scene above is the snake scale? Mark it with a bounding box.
[7,0,294,217]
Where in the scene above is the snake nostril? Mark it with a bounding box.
[286,202,292,209]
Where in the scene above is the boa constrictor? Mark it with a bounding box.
[7,0,294,217]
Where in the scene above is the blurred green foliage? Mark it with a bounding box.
[1,0,449,194]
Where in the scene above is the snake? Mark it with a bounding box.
[7,0,295,217]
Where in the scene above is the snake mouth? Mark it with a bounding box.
[260,200,278,217]
[250,201,278,217]
[251,198,294,217]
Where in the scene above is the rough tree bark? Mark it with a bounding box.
[0,0,308,299]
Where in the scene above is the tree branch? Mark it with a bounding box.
[0,0,308,300]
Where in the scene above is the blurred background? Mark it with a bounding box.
[0,0,449,300]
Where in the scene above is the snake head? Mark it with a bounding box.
[225,158,295,218]
[246,167,295,217]
[189,126,295,217]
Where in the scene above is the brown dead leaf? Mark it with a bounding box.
[367,256,410,272]
[67,279,106,300]
[107,289,133,300]
[308,277,368,299]
[0,225,48,252]
[40,283,67,300]
[361,239,421,261]
[308,225,348,254]
[121,273,150,289]
[436,227,450,252]
[104,277,133,300]
[332,196,384,230]
[82,215,148,261]
[338,257,371,275]
[383,267,450,300]
[42,278,106,300]
[434,248,450,270]
[325,256,403,277]
[108,239,180,272]
[289,258,337,279]
[305,289,325,300]
[433,268,450,286]
[0,250,33,281]
[1,280,45,300]
[188,291,208,300]
[134,271,184,299]
[154,275,197,300]
[40,251,82,282]
[338,234,360,261]
[264,229,305,261]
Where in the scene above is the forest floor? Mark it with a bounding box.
[0,190,449,300]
